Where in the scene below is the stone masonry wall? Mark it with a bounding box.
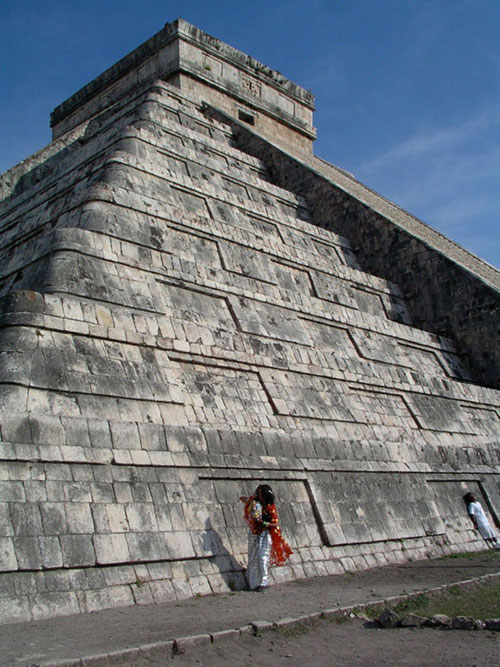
[0,77,499,624]
[221,116,500,388]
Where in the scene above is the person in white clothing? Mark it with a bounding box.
[463,492,500,550]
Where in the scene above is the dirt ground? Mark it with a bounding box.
[2,553,499,666]
[132,618,500,667]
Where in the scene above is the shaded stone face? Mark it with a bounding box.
[0,20,499,624]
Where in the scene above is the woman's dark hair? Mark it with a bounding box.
[463,492,474,506]
[257,484,275,506]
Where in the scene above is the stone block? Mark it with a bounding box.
[94,533,130,564]
[0,481,25,502]
[90,504,109,533]
[173,633,211,654]
[88,419,113,448]
[164,531,195,559]
[41,502,68,535]
[29,415,66,445]
[78,584,134,614]
[184,427,207,453]
[377,609,400,628]
[61,417,91,448]
[133,563,149,580]
[145,578,175,603]
[64,482,92,503]
[113,482,133,503]
[273,616,303,629]
[90,482,115,503]
[205,573,228,594]
[106,504,129,532]
[424,614,452,628]
[153,505,172,533]
[110,421,141,449]
[0,503,13,536]
[71,464,94,482]
[93,466,113,483]
[23,481,48,502]
[126,532,167,561]
[1,444,18,461]
[65,503,95,533]
[172,576,192,600]
[138,422,167,450]
[68,568,89,591]
[0,572,16,597]
[189,575,211,596]
[0,386,28,414]
[210,627,240,643]
[451,616,475,630]
[131,581,154,605]
[112,449,133,465]
[148,451,174,466]
[323,559,344,576]
[0,415,31,444]
[40,445,63,462]
[0,594,32,624]
[399,613,427,627]
[129,483,153,503]
[42,569,71,592]
[3,290,44,313]
[13,536,42,569]
[82,566,105,590]
[135,467,159,483]
[130,449,150,466]
[0,537,18,570]
[45,463,73,481]
[484,618,500,631]
[249,620,274,635]
[103,565,137,587]
[60,535,96,567]
[12,571,38,595]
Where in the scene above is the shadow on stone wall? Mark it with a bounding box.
[202,517,247,590]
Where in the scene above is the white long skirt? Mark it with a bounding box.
[247,530,271,590]
[476,517,496,540]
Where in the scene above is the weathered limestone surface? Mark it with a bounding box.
[0,20,499,623]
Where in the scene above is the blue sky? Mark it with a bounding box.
[1,0,498,267]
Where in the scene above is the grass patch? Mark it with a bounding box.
[280,619,319,638]
[393,593,431,616]
[333,613,351,624]
[443,550,497,562]
[363,605,386,619]
[393,581,500,620]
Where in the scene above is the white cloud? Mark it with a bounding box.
[358,109,499,174]
[354,109,500,267]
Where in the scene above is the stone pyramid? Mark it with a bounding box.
[0,19,499,623]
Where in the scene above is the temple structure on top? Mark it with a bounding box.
[50,19,316,151]
[0,19,499,624]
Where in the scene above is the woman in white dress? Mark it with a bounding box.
[464,492,500,549]
[240,484,293,591]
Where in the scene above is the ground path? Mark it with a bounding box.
[2,553,499,665]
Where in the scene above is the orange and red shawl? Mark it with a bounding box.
[243,497,293,567]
